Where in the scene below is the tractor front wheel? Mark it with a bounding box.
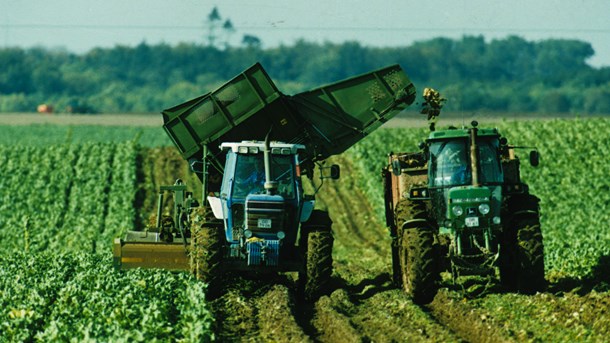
[501,216,545,293]
[500,194,546,294]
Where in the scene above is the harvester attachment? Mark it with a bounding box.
[113,233,190,271]
[113,180,197,271]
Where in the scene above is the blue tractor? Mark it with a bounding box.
[114,63,416,300]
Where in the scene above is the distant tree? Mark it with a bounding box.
[242,34,262,49]
[583,88,610,113]
[539,91,571,113]
[0,48,33,94]
[205,7,239,49]
[534,39,594,85]
[222,19,236,48]
[1,36,609,114]
[205,7,222,48]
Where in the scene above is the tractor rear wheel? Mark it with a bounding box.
[400,227,439,304]
[299,210,334,302]
[190,207,224,300]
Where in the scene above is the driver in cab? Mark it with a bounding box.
[234,160,265,196]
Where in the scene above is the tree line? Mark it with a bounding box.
[1,35,609,114]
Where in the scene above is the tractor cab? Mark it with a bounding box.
[429,135,504,188]
[206,141,313,268]
[426,125,505,237]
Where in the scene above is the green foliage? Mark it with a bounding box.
[1,36,609,114]
[0,252,214,342]
[0,125,171,147]
[0,142,137,255]
[0,133,214,341]
[346,118,610,281]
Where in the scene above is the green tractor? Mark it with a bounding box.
[113,63,416,300]
[383,120,545,304]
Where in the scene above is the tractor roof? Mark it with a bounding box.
[427,127,500,141]
[220,141,305,154]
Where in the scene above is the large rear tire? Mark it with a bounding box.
[500,194,546,293]
[190,207,224,300]
[299,210,334,302]
[400,227,439,304]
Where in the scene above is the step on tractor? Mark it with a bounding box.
[383,113,545,304]
[113,63,416,300]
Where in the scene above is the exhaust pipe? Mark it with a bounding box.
[469,121,480,187]
[263,128,278,194]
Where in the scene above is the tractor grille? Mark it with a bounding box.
[246,199,285,233]
[247,240,280,266]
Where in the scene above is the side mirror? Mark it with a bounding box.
[190,160,204,173]
[529,150,540,167]
[330,165,340,179]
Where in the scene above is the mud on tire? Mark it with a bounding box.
[400,227,439,305]
[299,210,334,302]
[190,207,224,299]
[392,199,428,286]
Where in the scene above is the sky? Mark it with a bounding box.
[2,0,610,67]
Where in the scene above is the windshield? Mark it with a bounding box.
[478,139,503,184]
[232,154,296,199]
[430,139,471,187]
[429,138,503,188]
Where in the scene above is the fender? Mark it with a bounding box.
[299,200,315,222]
[207,196,225,219]
[509,209,539,224]
[401,218,430,231]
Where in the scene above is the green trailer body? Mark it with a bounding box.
[161,62,415,176]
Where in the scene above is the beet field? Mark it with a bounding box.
[1,116,608,342]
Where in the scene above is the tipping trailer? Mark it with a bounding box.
[113,63,416,299]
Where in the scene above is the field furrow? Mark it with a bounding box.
[1,119,609,342]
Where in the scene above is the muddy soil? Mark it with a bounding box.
[139,148,609,342]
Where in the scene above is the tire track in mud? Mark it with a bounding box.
[209,276,312,342]
[311,156,460,342]
[427,290,513,343]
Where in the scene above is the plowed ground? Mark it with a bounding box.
[141,148,609,342]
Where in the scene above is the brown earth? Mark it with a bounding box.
[137,148,609,342]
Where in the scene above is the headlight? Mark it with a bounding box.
[452,205,463,216]
[244,229,253,238]
[493,216,501,225]
[478,203,490,215]
[277,231,286,240]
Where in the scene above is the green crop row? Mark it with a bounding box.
[0,252,213,342]
[0,125,170,147]
[0,142,137,255]
[346,118,610,281]
[0,139,214,341]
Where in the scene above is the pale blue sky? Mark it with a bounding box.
[2,0,609,66]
